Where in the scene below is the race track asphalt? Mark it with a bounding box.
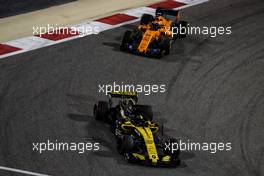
[0,0,76,18]
[0,0,264,175]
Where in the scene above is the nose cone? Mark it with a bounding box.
[151,155,158,164]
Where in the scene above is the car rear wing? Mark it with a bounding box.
[155,7,179,17]
[109,91,138,102]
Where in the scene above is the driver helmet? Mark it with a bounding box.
[125,98,136,113]
[156,16,164,23]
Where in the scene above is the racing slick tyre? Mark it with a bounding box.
[132,29,143,42]
[116,135,135,153]
[116,137,123,154]
[121,135,136,163]
[94,101,109,121]
[161,37,171,55]
[178,20,188,38]
[120,30,132,51]
[122,135,135,151]
[140,14,154,25]
[134,105,153,121]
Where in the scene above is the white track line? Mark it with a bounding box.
[0,166,51,176]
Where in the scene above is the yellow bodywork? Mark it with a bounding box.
[121,121,160,163]
[110,91,137,96]
[132,153,145,160]
[135,127,159,163]
[161,155,171,162]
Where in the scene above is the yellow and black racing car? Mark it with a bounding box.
[120,7,188,58]
[94,91,181,166]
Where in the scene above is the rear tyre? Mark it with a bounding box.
[140,14,154,25]
[94,101,109,121]
[120,30,132,51]
[155,7,163,17]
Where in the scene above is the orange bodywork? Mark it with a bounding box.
[137,14,179,53]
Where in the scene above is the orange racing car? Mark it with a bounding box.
[120,8,188,58]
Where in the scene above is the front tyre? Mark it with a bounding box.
[124,152,136,163]
[120,135,137,163]
[161,37,171,55]
[120,30,132,51]
[94,101,109,121]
